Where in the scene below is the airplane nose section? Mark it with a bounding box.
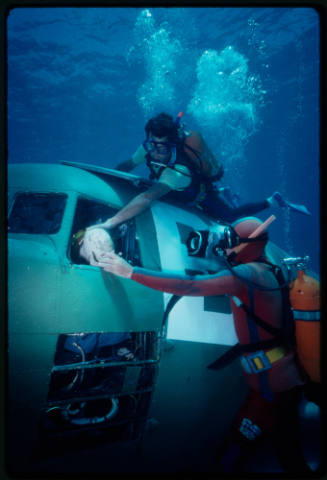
[8,236,59,260]
[8,236,61,334]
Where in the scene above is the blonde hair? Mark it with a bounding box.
[79,228,114,263]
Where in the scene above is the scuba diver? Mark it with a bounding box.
[90,216,315,474]
[89,112,305,232]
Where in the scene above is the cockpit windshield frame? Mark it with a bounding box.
[68,196,142,267]
[8,192,68,235]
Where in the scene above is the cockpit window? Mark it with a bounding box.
[69,197,142,267]
[8,193,67,234]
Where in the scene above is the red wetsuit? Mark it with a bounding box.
[132,260,310,473]
[132,261,304,394]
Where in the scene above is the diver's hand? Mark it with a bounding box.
[92,252,133,278]
[87,218,114,231]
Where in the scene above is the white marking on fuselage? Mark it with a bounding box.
[151,202,238,346]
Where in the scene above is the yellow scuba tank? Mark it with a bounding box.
[284,256,320,383]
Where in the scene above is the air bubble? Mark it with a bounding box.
[129,9,182,117]
[187,45,263,166]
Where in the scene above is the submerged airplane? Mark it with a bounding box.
[7,161,320,474]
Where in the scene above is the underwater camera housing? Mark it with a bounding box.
[186,224,239,258]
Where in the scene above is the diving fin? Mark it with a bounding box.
[284,200,311,216]
[272,192,311,216]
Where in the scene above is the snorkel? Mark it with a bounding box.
[175,111,183,126]
[228,214,276,260]
[175,111,184,140]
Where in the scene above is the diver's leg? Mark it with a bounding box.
[201,189,269,223]
[229,200,270,220]
[216,390,272,472]
[272,387,312,473]
[304,381,322,408]
[200,192,241,223]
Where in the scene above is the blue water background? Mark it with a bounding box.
[7,7,320,272]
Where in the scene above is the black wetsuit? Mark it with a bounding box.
[200,182,270,223]
[147,145,270,223]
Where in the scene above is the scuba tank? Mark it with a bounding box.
[174,112,224,181]
[283,256,320,383]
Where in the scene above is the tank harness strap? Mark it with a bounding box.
[183,142,205,175]
[146,155,162,180]
[188,183,207,206]
[258,259,295,348]
[238,233,269,244]
[207,261,292,372]
[161,294,182,335]
[207,337,281,370]
[233,299,281,336]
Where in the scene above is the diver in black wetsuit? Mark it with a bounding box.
[90,112,308,231]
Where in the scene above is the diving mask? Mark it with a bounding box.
[186,223,269,259]
[143,139,176,155]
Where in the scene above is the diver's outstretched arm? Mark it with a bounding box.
[87,182,171,231]
[94,252,243,297]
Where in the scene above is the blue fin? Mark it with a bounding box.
[285,200,312,216]
[273,192,311,215]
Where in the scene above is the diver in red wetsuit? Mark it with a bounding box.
[91,217,312,474]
